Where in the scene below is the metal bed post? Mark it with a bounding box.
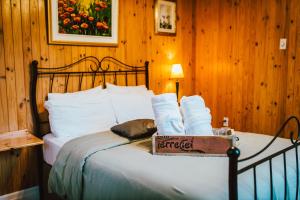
[145,61,149,89]
[227,146,240,200]
[30,60,40,136]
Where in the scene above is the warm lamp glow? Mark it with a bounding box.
[170,64,184,79]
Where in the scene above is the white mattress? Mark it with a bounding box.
[43,134,74,165]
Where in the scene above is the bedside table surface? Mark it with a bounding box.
[0,130,43,152]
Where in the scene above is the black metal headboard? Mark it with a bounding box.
[30,56,149,137]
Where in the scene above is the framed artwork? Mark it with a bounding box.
[154,0,176,35]
[48,0,118,46]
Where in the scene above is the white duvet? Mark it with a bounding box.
[48,131,299,200]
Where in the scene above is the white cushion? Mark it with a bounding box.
[109,90,155,123]
[48,85,103,101]
[106,83,147,93]
[44,90,117,137]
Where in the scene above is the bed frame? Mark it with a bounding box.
[29,56,300,200]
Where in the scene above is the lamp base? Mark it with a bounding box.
[176,81,179,101]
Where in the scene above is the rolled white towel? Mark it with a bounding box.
[185,121,213,136]
[180,95,213,136]
[151,93,177,104]
[152,93,185,135]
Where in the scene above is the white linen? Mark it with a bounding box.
[106,83,147,93]
[82,132,297,200]
[47,85,103,101]
[43,134,73,165]
[180,95,213,135]
[45,90,117,137]
[46,130,298,199]
[109,90,155,123]
[152,93,185,135]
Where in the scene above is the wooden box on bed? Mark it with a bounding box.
[152,129,236,156]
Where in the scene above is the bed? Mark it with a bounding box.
[29,56,300,200]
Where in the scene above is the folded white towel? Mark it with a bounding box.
[180,95,213,136]
[152,93,185,135]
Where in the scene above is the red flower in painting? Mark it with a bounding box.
[99,1,107,8]
[70,13,76,18]
[72,25,79,30]
[70,0,76,5]
[102,22,109,29]
[96,22,103,29]
[95,7,101,11]
[88,17,94,21]
[66,7,74,13]
[63,3,67,8]
[81,23,88,29]
[74,16,81,22]
[59,14,66,19]
[58,0,64,6]
[64,12,70,17]
[82,13,88,18]
[95,1,107,8]
[96,21,109,29]
[63,18,70,26]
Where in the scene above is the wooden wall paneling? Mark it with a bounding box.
[195,0,220,126]
[241,0,256,132]
[38,0,50,115]
[292,0,300,127]
[179,0,194,97]
[50,46,66,93]
[30,0,43,112]
[0,1,9,133]
[250,0,267,133]
[0,151,17,195]
[70,46,80,92]
[63,46,73,90]
[2,0,18,131]
[230,0,242,131]
[21,0,34,130]
[262,0,286,134]
[194,0,300,134]
[285,0,300,137]
[84,47,94,88]
[11,0,27,130]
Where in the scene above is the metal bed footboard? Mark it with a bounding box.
[228,116,300,200]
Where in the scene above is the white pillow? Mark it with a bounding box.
[48,85,103,101]
[109,90,155,123]
[44,90,117,137]
[106,83,147,93]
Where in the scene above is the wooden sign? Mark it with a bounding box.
[152,134,234,156]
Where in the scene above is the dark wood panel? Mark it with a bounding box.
[194,0,300,135]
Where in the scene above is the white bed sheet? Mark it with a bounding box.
[43,134,74,165]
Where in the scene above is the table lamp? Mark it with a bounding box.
[170,64,184,100]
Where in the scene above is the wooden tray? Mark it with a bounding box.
[152,129,235,157]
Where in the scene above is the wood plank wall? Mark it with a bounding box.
[0,0,194,195]
[194,0,300,135]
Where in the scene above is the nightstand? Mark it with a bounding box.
[0,130,43,156]
[0,130,44,198]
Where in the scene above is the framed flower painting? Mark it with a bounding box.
[48,0,118,46]
[154,0,176,35]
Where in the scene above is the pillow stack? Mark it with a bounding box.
[44,87,117,138]
[106,83,155,123]
[45,83,156,139]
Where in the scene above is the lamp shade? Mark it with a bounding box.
[170,64,184,79]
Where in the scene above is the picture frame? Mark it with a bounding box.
[154,0,176,35]
[47,0,118,46]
